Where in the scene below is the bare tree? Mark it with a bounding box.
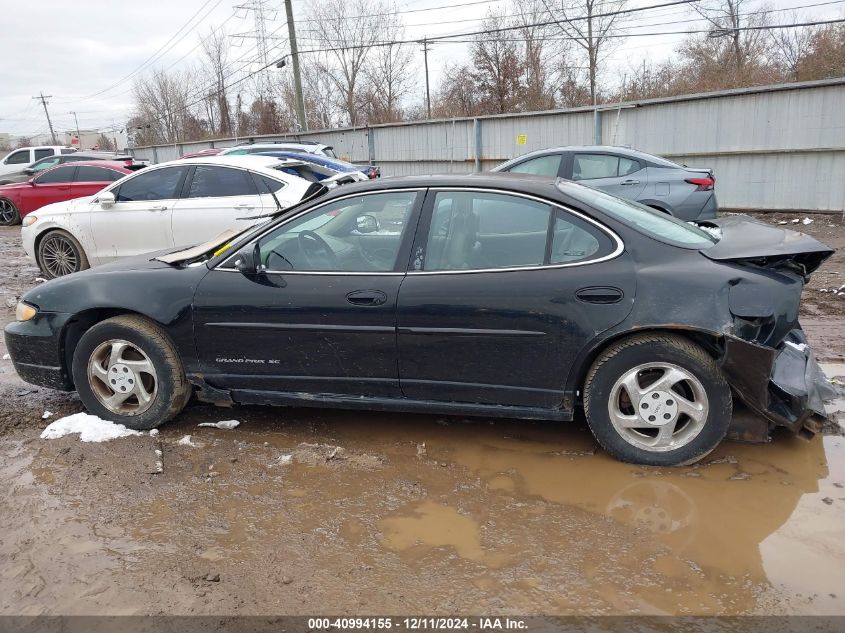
[432,63,483,117]
[538,0,629,105]
[132,67,200,143]
[769,12,821,79]
[306,0,385,126]
[512,0,558,111]
[360,39,415,123]
[201,28,233,136]
[691,0,774,75]
[471,11,524,114]
[795,22,845,80]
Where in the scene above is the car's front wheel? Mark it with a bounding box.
[36,230,90,278]
[0,198,20,225]
[71,315,192,430]
[583,333,732,466]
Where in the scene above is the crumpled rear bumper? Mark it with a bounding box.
[720,327,835,441]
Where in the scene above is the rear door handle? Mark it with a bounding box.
[576,286,624,304]
[346,290,388,306]
[620,179,640,186]
[234,203,255,209]
[148,205,168,211]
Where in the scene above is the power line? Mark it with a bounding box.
[69,0,227,101]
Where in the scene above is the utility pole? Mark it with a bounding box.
[421,39,431,119]
[235,93,242,143]
[284,0,308,132]
[33,92,58,145]
[69,111,81,147]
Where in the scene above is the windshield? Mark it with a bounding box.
[558,181,716,248]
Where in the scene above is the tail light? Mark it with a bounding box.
[685,177,714,191]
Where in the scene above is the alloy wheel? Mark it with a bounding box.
[0,199,17,224]
[87,339,158,415]
[40,234,80,277]
[607,362,709,453]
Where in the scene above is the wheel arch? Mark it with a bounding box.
[569,326,726,403]
[61,308,159,389]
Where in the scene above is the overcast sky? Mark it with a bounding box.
[0,0,840,137]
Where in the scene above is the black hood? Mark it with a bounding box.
[698,215,834,276]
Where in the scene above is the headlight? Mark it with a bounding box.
[22,215,38,227]
[15,302,37,321]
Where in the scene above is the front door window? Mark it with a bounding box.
[256,191,418,272]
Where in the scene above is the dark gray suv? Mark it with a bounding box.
[493,145,717,220]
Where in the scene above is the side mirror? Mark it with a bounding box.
[23,168,34,175]
[98,191,116,208]
[356,214,380,234]
[234,243,263,275]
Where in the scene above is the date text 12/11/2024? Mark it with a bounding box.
[306,618,528,630]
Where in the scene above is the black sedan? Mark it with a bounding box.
[5,174,835,465]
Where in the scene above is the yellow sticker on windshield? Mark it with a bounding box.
[213,243,232,257]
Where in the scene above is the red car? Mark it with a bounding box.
[0,161,135,226]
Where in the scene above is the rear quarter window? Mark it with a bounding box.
[558,181,715,248]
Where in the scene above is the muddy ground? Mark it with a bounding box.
[0,215,844,618]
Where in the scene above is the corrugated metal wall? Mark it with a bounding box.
[131,78,845,212]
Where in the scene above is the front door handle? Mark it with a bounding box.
[620,179,640,186]
[346,290,388,306]
[233,203,255,209]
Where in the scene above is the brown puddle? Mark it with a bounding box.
[4,405,845,615]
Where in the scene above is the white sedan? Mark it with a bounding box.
[21,155,322,278]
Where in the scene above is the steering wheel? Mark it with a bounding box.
[298,230,339,269]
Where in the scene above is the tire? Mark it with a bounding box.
[71,315,192,430]
[0,198,20,225]
[583,333,732,466]
[36,230,90,278]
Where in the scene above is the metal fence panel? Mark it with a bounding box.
[129,79,845,212]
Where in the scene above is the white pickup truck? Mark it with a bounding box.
[0,146,76,177]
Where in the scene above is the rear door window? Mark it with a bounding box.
[572,154,620,180]
[35,166,76,184]
[34,149,53,160]
[76,166,123,182]
[187,166,257,198]
[506,154,562,177]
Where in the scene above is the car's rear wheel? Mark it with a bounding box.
[583,333,732,466]
[0,198,20,225]
[36,230,90,278]
[71,315,192,430]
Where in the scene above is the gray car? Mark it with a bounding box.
[492,145,717,220]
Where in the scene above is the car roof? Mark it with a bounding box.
[313,172,570,200]
[256,151,350,167]
[154,154,313,184]
[68,160,132,170]
[223,142,328,153]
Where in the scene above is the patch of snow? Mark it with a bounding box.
[802,217,814,225]
[2,353,9,360]
[777,221,788,225]
[791,218,800,224]
[785,341,808,352]
[197,419,240,430]
[697,225,722,240]
[149,428,159,437]
[177,435,197,447]
[41,411,53,419]
[41,413,142,443]
[272,454,293,466]
[35,277,46,283]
